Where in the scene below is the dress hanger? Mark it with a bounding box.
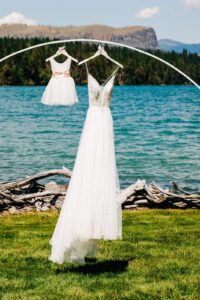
[78,45,123,69]
[46,46,78,63]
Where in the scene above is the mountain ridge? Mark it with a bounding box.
[0,24,158,49]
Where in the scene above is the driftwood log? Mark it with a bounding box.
[0,168,199,215]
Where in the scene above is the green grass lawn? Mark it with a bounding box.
[0,209,199,300]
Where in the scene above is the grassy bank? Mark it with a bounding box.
[0,209,199,300]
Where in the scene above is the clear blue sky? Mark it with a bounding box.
[0,0,200,43]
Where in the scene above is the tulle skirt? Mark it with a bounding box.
[49,106,122,264]
[41,76,79,106]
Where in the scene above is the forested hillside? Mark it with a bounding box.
[0,37,199,86]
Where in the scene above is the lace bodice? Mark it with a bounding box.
[50,57,72,78]
[87,67,119,107]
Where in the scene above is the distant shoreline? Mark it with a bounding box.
[0,84,197,87]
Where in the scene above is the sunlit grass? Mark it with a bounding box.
[0,209,199,300]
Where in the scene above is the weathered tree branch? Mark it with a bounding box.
[0,168,72,191]
[0,168,199,214]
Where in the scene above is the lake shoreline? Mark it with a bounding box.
[0,167,199,216]
[0,85,199,191]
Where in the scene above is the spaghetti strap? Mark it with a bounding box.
[85,62,89,75]
[102,66,120,86]
[86,63,119,86]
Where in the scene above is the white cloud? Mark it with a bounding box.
[0,12,37,26]
[135,6,160,19]
[185,0,200,9]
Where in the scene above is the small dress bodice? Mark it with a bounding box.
[50,57,72,78]
[87,66,119,108]
[41,56,78,106]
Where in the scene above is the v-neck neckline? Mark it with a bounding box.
[88,73,115,88]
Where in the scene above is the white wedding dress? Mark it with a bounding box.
[49,65,122,264]
[41,57,79,106]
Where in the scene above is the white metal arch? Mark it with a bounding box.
[0,38,199,90]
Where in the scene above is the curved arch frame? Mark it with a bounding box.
[0,38,199,90]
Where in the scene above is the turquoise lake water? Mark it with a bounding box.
[0,85,199,190]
